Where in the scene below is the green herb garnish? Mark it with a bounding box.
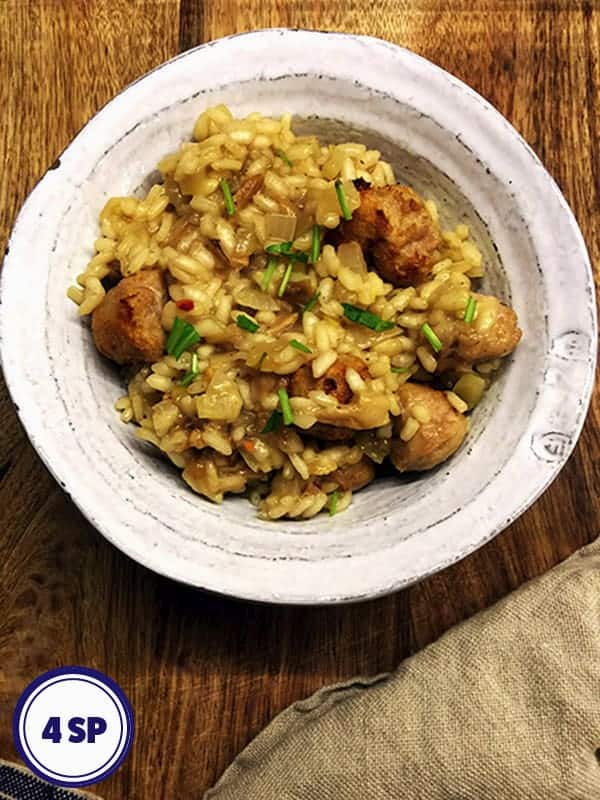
[288,251,309,263]
[265,240,307,264]
[180,352,199,387]
[391,366,411,374]
[310,224,321,264]
[335,179,352,220]
[265,241,307,262]
[167,317,185,351]
[236,314,259,333]
[342,303,395,332]
[277,387,294,425]
[261,410,283,433]
[329,490,339,516]
[421,322,443,353]
[261,256,278,291]
[289,339,312,354]
[464,296,477,324]
[302,291,321,314]
[278,262,293,297]
[275,148,293,167]
[167,317,201,360]
[266,241,292,255]
[220,178,235,216]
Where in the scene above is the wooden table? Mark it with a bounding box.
[1,2,598,797]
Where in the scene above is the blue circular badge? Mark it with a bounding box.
[13,666,134,788]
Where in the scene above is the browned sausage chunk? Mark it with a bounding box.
[453,295,521,363]
[317,356,370,404]
[338,185,441,287]
[308,423,355,442]
[331,457,375,491]
[433,294,522,369]
[290,356,369,405]
[390,383,468,472]
[91,269,167,365]
[289,364,314,398]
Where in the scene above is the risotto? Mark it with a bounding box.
[68,105,522,520]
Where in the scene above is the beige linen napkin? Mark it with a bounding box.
[206,539,600,800]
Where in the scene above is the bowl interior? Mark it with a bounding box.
[53,75,543,563]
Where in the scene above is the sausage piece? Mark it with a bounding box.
[338,185,441,287]
[92,269,167,365]
[390,383,468,472]
[453,295,521,363]
[331,457,375,491]
[290,356,369,405]
[433,294,522,369]
[308,423,355,442]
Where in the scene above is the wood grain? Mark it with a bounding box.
[0,2,598,798]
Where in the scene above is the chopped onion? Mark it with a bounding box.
[315,183,339,224]
[245,339,305,374]
[233,227,260,259]
[342,180,360,213]
[357,431,390,464]
[265,213,297,243]
[313,181,361,226]
[337,241,367,273]
[233,284,280,311]
[294,206,316,237]
[321,148,345,180]
[178,173,206,196]
[453,373,486,409]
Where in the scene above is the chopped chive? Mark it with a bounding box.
[180,353,199,387]
[266,241,292,255]
[261,410,283,434]
[421,322,443,353]
[278,262,293,297]
[166,317,185,354]
[391,366,411,374]
[310,224,321,264]
[265,241,307,262]
[277,387,294,425]
[236,314,259,333]
[289,339,312,354]
[173,329,201,359]
[167,317,201,359]
[180,373,197,387]
[302,291,321,314]
[335,179,352,220]
[261,256,278,291]
[329,490,339,516]
[220,178,235,216]
[342,303,395,332]
[288,251,309,263]
[275,148,293,167]
[464,296,477,324]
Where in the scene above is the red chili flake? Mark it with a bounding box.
[176,299,194,311]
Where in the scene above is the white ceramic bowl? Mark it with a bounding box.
[1,31,596,604]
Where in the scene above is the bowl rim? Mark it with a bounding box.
[1,29,597,604]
